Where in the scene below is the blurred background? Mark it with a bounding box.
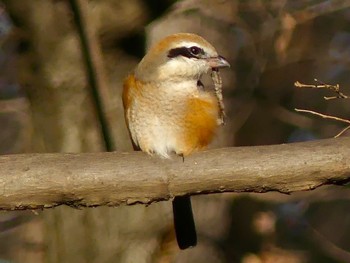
[1,0,350,262]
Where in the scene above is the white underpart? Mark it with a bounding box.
[146,115,178,158]
[128,80,200,159]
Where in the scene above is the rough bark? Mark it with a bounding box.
[0,137,349,210]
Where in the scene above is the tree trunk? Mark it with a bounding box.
[3,1,172,262]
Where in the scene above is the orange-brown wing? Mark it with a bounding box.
[122,74,135,120]
[181,95,219,155]
[122,74,140,151]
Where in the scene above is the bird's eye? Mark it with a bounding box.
[189,46,202,56]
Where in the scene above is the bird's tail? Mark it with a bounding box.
[172,196,197,249]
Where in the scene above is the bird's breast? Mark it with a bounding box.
[123,75,219,157]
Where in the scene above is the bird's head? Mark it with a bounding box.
[135,33,230,83]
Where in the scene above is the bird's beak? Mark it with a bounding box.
[207,55,230,68]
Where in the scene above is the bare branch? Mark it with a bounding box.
[295,109,350,137]
[295,109,350,124]
[1,138,350,211]
[335,125,350,138]
[295,80,350,137]
[294,79,350,100]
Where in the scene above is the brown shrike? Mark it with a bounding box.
[123,33,230,249]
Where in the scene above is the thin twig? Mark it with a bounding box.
[295,79,350,137]
[295,109,350,137]
[294,109,350,124]
[294,79,350,100]
[335,125,350,138]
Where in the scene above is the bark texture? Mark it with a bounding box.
[0,137,349,210]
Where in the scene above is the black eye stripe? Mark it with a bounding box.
[167,46,204,59]
[168,47,194,58]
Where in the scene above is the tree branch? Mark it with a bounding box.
[294,79,350,100]
[1,137,350,211]
[295,109,350,125]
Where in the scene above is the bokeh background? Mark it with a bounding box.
[1,0,350,262]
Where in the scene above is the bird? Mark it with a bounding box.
[122,33,230,249]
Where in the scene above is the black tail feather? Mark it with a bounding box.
[172,196,197,249]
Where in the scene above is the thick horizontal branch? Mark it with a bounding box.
[1,138,350,210]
